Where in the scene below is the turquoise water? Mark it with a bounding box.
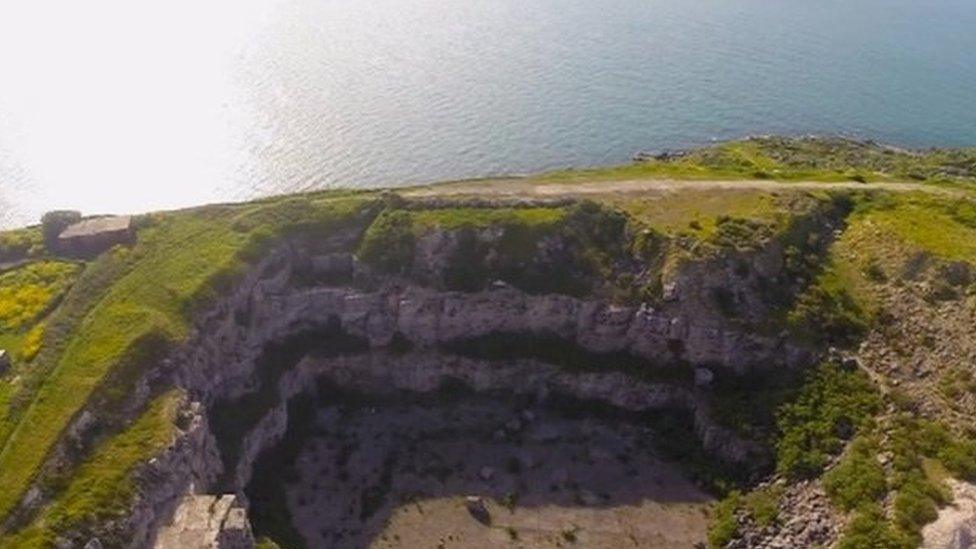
[0,0,975,227]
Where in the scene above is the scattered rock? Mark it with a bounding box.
[464,496,491,526]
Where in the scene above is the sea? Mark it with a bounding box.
[1,0,974,227]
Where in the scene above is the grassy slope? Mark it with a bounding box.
[0,195,377,529]
[2,390,183,547]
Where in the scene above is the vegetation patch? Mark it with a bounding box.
[2,390,182,547]
[0,261,80,334]
[823,435,887,511]
[708,485,784,548]
[358,201,632,297]
[775,362,881,479]
[541,137,976,184]
[0,227,44,265]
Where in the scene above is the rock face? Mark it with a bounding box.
[922,480,976,549]
[153,495,254,549]
[27,231,814,547]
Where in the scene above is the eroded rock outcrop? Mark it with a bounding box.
[24,224,816,547]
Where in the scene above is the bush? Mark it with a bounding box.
[823,436,887,510]
[707,491,741,548]
[788,282,869,346]
[893,474,940,537]
[838,504,910,549]
[742,486,783,528]
[40,210,81,250]
[0,261,81,332]
[775,363,881,478]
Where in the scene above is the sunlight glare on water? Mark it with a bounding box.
[0,0,975,227]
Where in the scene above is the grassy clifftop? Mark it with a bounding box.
[1,137,976,546]
[543,136,976,184]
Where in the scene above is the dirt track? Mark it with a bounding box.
[403,177,964,199]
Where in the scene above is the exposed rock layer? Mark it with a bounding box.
[24,232,811,547]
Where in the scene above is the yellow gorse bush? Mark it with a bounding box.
[0,261,80,333]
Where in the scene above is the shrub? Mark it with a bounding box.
[838,504,910,549]
[776,363,881,478]
[708,491,741,548]
[0,261,81,332]
[788,282,868,346]
[40,210,81,250]
[19,322,45,362]
[742,485,783,528]
[823,436,887,510]
[893,474,940,537]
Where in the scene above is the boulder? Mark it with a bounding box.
[464,496,491,525]
[153,494,255,549]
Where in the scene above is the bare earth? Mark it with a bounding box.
[403,177,962,200]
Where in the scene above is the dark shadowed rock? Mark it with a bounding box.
[464,496,491,525]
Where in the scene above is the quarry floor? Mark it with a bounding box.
[275,395,712,548]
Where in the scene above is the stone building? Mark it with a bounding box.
[57,216,135,257]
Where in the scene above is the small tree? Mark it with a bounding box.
[41,210,82,251]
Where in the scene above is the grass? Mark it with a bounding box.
[787,265,870,346]
[783,191,976,348]
[0,195,379,526]
[539,136,976,184]
[608,189,787,240]
[707,484,785,547]
[863,194,976,264]
[2,390,182,547]
[410,206,566,230]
